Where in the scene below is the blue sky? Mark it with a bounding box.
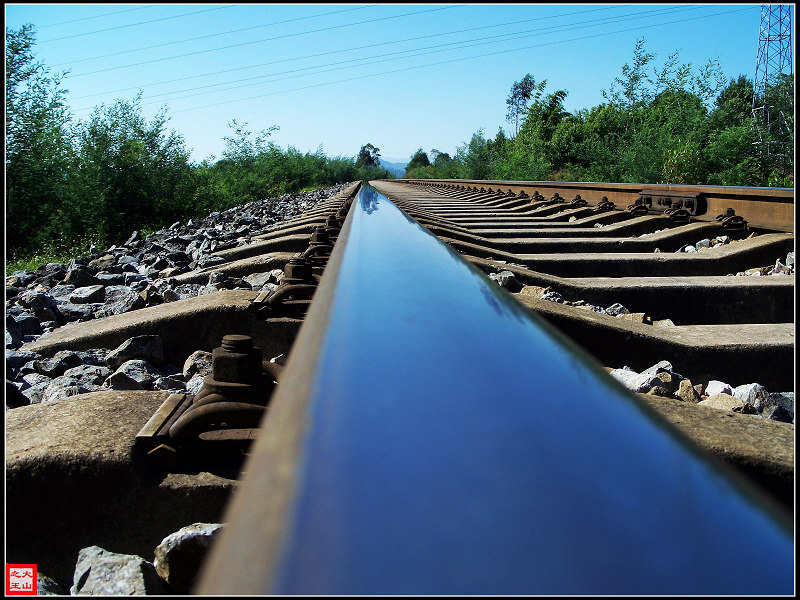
[5,3,779,164]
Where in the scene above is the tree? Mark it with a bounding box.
[355,143,381,168]
[505,82,570,181]
[456,131,493,180]
[709,75,754,130]
[603,39,655,108]
[213,119,287,202]
[643,89,708,183]
[598,38,734,184]
[222,118,279,166]
[73,94,192,243]
[506,74,546,137]
[403,148,432,179]
[406,148,430,170]
[550,113,590,179]
[429,149,458,179]
[6,24,77,258]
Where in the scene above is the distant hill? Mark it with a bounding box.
[378,159,407,177]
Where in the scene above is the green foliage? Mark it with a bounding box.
[6,24,77,258]
[351,142,392,181]
[602,38,656,112]
[405,149,460,180]
[506,74,547,137]
[457,131,491,180]
[185,128,391,210]
[6,236,98,274]
[357,164,393,181]
[430,149,459,178]
[405,147,465,180]
[222,118,279,165]
[208,120,283,204]
[753,73,794,185]
[703,125,759,186]
[700,76,759,186]
[404,148,431,176]
[72,94,194,245]
[5,26,394,271]
[412,39,786,189]
[504,85,569,181]
[7,29,793,273]
[355,143,381,169]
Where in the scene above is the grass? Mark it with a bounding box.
[6,238,103,276]
[7,251,80,276]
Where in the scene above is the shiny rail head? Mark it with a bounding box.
[198,184,794,596]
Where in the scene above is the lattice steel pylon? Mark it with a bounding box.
[752,4,793,163]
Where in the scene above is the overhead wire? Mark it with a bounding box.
[38,5,238,43]
[164,5,756,115]
[49,4,381,67]
[67,4,632,100]
[131,5,705,107]
[64,5,466,78]
[36,5,158,29]
[65,4,742,115]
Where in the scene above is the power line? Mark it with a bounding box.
[64,5,466,78]
[36,5,158,28]
[67,4,633,101]
[38,5,238,43]
[67,5,713,113]
[165,6,756,115]
[132,5,705,107]
[50,5,381,67]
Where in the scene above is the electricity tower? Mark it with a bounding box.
[751,4,793,174]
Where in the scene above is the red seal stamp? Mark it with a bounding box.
[6,565,37,595]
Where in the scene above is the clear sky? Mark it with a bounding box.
[5,3,780,165]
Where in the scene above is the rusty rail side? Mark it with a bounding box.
[400,179,794,231]
[197,184,793,595]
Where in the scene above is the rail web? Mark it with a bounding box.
[197,184,793,595]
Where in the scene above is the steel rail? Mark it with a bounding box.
[399,178,795,232]
[197,183,793,595]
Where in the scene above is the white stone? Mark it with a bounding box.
[42,376,102,403]
[154,523,223,594]
[642,360,673,375]
[243,271,274,290]
[705,380,732,396]
[541,290,564,303]
[69,285,107,305]
[153,376,187,392]
[183,350,212,379]
[186,373,206,395]
[106,335,164,370]
[604,302,629,316]
[71,546,167,595]
[609,368,663,393]
[495,270,519,290]
[733,383,770,411]
[103,359,163,390]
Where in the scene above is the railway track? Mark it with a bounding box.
[370,179,795,391]
[6,179,794,594]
